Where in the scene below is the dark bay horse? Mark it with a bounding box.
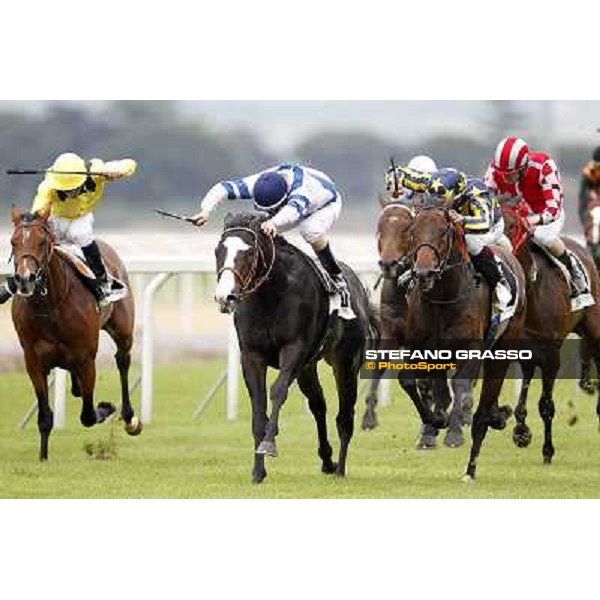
[9,207,142,461]
[401,207,526,481]
[214,212,377,483]
[502,201,600,463]
[362,198,472,449]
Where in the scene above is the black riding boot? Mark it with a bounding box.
[471,246,511,311]
[0,276,16,304]
[316,243,349,307]
[557,250,587,296]
[82,241,110,304]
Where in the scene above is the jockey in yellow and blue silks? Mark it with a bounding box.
[386,165,512,313]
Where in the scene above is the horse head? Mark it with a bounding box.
[10,204,54,297]
[409,206,464,292]
[215,211,273,313]
[376,198,414,280]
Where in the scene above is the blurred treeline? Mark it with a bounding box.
[0,101,591,228]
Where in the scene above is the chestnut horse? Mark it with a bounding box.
[9,206,142,461]
[501,200,600,463]
[361,198,472,449]
[401,207,527,481]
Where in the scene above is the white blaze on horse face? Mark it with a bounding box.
[216,237,251,303]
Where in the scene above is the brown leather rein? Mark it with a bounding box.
[217,226,276,300]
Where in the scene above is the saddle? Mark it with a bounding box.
[276,238,357,365]
[55,244,127,305]
[484,252,521,347]
[530,242,594,311]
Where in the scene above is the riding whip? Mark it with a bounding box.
[6,169,107,177]
[154,208,198,224]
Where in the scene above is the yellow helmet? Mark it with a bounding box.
[46,153,87,191]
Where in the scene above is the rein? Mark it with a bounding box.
[217,226,276,300]
[409,209,476,305]
[503,200,532,253]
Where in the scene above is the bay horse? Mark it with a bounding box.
[214,212,377,483]
[401,206,527,481]
[9,206,142,461]
[501,200,600,463]
[361,197,472,449]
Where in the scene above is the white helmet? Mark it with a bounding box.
[407,155,437,173]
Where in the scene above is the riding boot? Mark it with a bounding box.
[0,276,16,304]
[316,244,349,308]
[557,250,587,296]
[82,241,111,306]
[471,246,511,313]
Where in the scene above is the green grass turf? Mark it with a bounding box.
[1,359,600,498]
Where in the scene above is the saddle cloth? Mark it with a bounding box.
[532,243,595,311]
[55,244,96,280]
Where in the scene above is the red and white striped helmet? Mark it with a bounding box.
[493,136,529,172]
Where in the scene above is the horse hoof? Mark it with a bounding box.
[361,410,378,431]
[578,379,596,395]
[96,402,116,424]
[335,465,346,477]
[252,470,267,484]
[461,474,475,484]
[256,440,277,457]
[512,424,532,448]
[543,455,553,465]
[124,416,143,436]
[443,429,464,448]
[431,411,449,430]
[489,405,512,430]
[415,434,437,450]
[321,462,337,474]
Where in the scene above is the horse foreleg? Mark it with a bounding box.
[513,361,534,448]
[25,355,52,461]
[539,352,559,465]
[298,364,336,474]
[445,375,468,449]
[258,346,305,458]
[361,367,386,431]
[241,352,269,483]
[398,370,449,430]
[464,359,511,482]
[416,379,438,450]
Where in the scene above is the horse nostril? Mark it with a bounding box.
[28,273,35,283]
[226,294,239,304]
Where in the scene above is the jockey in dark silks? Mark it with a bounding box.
[190,163,350,305]
[386,164,513,315]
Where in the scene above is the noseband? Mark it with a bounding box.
[217,226,276,300]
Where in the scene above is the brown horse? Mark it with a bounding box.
[362,197,472,449]
[502,200,600,463]
[401,207,527,481]
[9,206,142,461]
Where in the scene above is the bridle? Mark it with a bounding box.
[410,209,463,279]
[502,199,532,254]
[217,226,276,300]
[11,219,55,296]
[408,208,475,305]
